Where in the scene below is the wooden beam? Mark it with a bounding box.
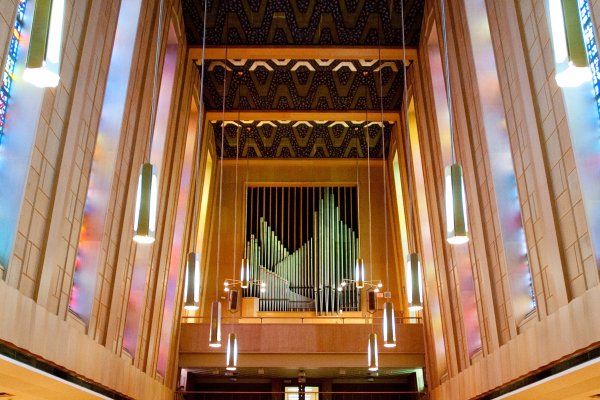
[189,46,417,62]
[205,110,400,123]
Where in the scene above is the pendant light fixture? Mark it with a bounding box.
[184,0,209,312]
[356,97,366,290]
[383,301,396,347]
[225,332,238,371]
[440,0,469,245]
[367,332,378,372]
[222,94,265,295]
[366,82,378,371]
[183,252,201,310]
[225,89,242,366]
[400,0,424,312]
[240,257,250,288]
[406,254,423,311]
[23,0,65,87]
[550,0,591,87]
[231,106,249,294]
[208,300,222,347]
[338,75,381,294]
[219,5,237,368]
[355,257,365,289]
[376,17,396,347]
[207,0,229,349]
[133,0,166,244]
[365,84,374,291]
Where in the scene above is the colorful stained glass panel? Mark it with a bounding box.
[0,0,27,142]
[578,0,600,118]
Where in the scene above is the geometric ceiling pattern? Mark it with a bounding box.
[181,0,426,159]
[211,120,393,159]
[200,59,405,111]
[181,0,425,47]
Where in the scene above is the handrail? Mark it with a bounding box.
[181,315,423,324]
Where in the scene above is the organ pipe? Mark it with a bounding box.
[244,186,360,313]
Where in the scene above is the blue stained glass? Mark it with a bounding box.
[0,0,27,143]
[2,79,11,95]
[8,39,19,63]
[578,0,600,119]
[6,58,15,76]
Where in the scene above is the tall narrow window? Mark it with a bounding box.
[156,91,196,377]
[407,98,448,379]
[392,151,415,320]
[122,22,179,357]
[0,1,46,269]
[464,0,535,322]
[579,0,600,116]
[392,152,409,264]
[547,0,600,275]
[0,0,27,142]
[69,0,143,322]
[195,149,213,313]
[428,23,482,356]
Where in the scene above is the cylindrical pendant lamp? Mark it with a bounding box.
[133,163,159,244]
[445,163,469,245]
[367,333,378,372]
[226,333,238,371]
[183,252,201,310]
[208,300,222,348]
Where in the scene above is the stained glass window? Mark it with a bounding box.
[578,0,600,118]
[0,0,27,142]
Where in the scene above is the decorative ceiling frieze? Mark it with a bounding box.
[181,0,425,47]
[200,59,405,111]
[180,0,425,159]
[211,120,393,159]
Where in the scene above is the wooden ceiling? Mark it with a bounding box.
[181,0,426,158]
[181,0,425,47]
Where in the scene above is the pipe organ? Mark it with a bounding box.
[243,186,360,314]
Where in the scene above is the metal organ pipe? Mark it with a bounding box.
[242,186,360,313]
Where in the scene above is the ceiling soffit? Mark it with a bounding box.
[212,120,393,159]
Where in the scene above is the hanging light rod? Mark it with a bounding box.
[133,0,165,244]
[400,0,424,314]
[24,0,65,87]
[213,1,227,356]
[440,0,470,246]
[223,118,265,294]
[376,7,397,350]
[183,0,209,312]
